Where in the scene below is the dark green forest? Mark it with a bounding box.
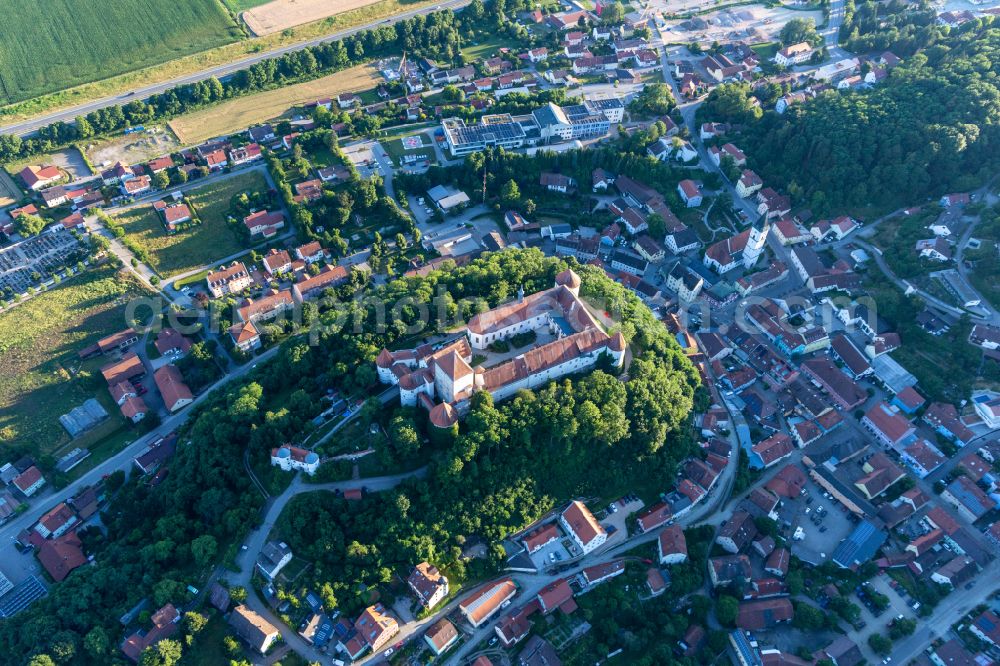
[739,17,1000,215]
[0,249,701,665]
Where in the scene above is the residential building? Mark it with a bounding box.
[154,365,193,412]
[34,503,77,539]
[121,604,180,662]
[678,180,702,207]
[12,466,45,498]
[262,248,293,276]
[495,603,537,648]
[752,433,794,468]
[709,554,752,587]
[229,321,261,352]
[37,530,86,581]
[560,500,607,555]
[942,476,994,521]
[737,598,794,630]
[459,578,517,628]
[256,541,292,580]
[717,511,756,554]
[736,170,763,198]
[538,578,577,616]
[244,210,285,237]
[292,265,350,302]
[931,556,978,588]
[775,42,813,67]
[229,605,280,654]
[206,262,252,298]
[424,618,459,656]
[861,402,915,448]
[296,241,327,264]
[581,560,625,586]
[659,524,688,564]
[408,562,449,609]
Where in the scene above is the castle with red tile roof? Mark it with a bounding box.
[376,270,626,427]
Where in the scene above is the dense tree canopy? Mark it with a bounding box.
[743,20,1000,214]
[0,249,701,663]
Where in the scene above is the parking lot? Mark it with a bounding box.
[528,534,575,570]
[772,478,857,566]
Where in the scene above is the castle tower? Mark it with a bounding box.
[743,214,770,269]
[554,268,581,297]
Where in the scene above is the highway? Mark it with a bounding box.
[0,0,471,138]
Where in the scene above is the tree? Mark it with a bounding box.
[600,1,625,24]
[15,213,46,237]
[715,595,739,626]
[223,636,241,658]
[629,83,675,117]
[779,18,819,46]
[645,213,666,240]
[153,170,170,190]
[229,586,248,604]
[190,535,218,567]
[700,83,762,124]
[140,639,182,666]
[501,179,521,207]
[792,602,826,630]
[84,627,109,659]
[889,617,917,639]
[184,611,209,635]
[868,633,892,656]
[27,657,55,666]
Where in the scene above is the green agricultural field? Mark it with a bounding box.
[0,0,242,104]
[117,171,267,277]
[221,0,272,10]
[0,265,150,456]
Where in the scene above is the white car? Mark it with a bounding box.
[383,648,394,658]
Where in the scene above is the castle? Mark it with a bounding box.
[376,269,627,428]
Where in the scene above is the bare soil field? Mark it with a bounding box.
[85,127,181,171]
[243,0,384,36]
[168,64,378,144]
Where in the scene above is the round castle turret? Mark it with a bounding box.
[555,268,581,296]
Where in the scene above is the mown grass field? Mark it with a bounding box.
[0,266,150,456]
[168,64,378,144]
[116,171,266,276]
[0,0,242,104]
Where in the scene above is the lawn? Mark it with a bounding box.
[0,0,242,105]
[168,64,379,144]
[179,612,233,666]
[379,136,435,168]
[0,265,151,456]
[461,36,510,61]
[116,171,266,277]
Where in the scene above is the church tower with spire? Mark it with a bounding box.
[743,214,770,269]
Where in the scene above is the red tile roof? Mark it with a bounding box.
[561,500,605,547]
[37,531,86,582]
